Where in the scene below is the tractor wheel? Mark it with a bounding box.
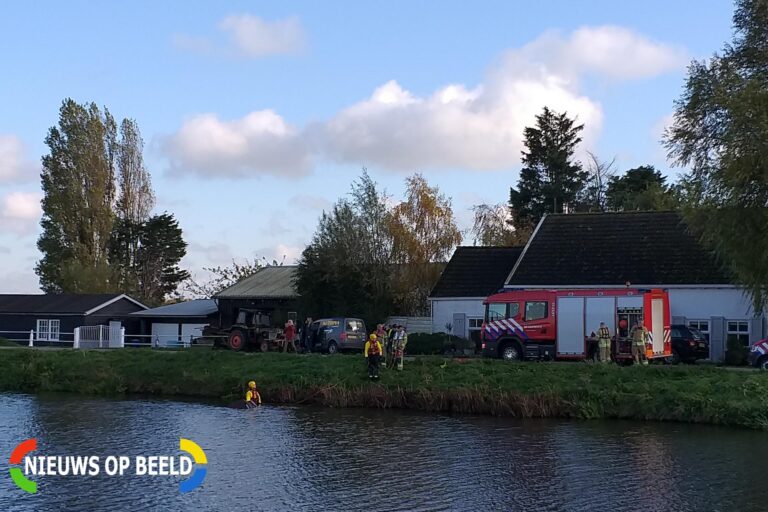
[258,340,269,352]
[228,329,247,351]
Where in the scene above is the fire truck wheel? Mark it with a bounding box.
[500,342,521,362]
[759,356,768,371]
[228,330,246,351]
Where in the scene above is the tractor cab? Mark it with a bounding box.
[235,309,271,328]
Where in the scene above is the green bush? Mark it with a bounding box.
[725,338,748,366]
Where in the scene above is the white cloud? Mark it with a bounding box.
[0,135,36,183]
[289,194,331,211]
[256,243,303,265]
[162,25,685,176]
[0,191,42,235]
[161,111,312,178]
[174,14,304,58]
[219,15,304,57]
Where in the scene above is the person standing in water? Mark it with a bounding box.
[245,381,261,408]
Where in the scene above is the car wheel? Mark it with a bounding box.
[228,329,246,352]
[500,342,521,362]
[327,341,338,355]
[669,350,681,365]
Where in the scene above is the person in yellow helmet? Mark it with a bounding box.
[364,333,383,380]
[245,381,262,408]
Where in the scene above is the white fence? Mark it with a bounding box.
[385,316,433,334]
[2,326,212,350]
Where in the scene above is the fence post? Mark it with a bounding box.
[119,328,125,349]
[28,330,34,347]
[73,327,80,349]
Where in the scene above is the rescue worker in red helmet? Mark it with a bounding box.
[364,333,383,380]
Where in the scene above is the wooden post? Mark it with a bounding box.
[28,330,34,347]
[119,328,125,349]
[73,327,80,349]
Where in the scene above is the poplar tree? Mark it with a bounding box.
[36,99,118,292]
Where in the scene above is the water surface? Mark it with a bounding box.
[0,393,765,511]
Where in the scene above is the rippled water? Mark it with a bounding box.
[0,393,766,511]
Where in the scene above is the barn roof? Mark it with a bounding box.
[215,266,298,299]
[131,299,218,318]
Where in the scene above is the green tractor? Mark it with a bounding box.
[219,309,282,352]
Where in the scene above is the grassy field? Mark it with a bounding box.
[1,348,767,429]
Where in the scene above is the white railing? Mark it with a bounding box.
[0,330,76,347]
[3,328,217,350]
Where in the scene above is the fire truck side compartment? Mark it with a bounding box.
[556,297,584,356]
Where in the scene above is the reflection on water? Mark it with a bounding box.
[0,393,766,511]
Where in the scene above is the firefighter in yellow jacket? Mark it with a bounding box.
[630,321,650,366]
[597,322,611,363]
[364,333,383,380]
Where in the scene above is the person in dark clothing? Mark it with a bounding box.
[301,317,313,353]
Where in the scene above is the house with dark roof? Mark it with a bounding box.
[504,211,765,360]
[214,266,301,327]
[0,294,147,344]
[429,246,523,347]
[428,211,766,361]
[130,299,218,347]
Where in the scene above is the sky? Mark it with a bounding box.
[0,1,736,293]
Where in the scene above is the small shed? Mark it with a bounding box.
[130,299,218,346]
[0,294,147,343]
[215,266,301,327]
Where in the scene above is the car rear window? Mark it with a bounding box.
[687,328,705,340]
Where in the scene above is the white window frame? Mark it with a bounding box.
[36,319,60,341]
[726,320,750,347]
[467,318,484,330]
[687,320,710,341]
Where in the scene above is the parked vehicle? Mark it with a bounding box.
[481,288,671,362]
[206,309,282,352]
[748,338,768,370]
[309,317,366,354]
[669,324,709,364]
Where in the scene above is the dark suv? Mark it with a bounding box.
[309,317,366,354]
[669,324,709,364]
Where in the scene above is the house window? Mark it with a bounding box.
[36,319,60,341]
[525,301,548,321]
[727,321,749,347]
[687,320,710,341]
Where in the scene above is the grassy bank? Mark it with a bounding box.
[1,348,767,429]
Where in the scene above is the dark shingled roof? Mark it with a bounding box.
[506,211,732,286]
[0,294,125,314]
[430,247,524,298]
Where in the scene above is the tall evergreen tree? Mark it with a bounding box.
[36,99,118,292]
[509,107,586,229]
[135,213,189,306]
[664,0,768,309]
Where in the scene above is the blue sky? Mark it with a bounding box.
[0,1,735,293]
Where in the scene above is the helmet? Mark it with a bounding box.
[369,333,377,341]
[248,381,256,389]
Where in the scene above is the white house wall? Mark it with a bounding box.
[667,288,756,320]
[431,298,484,338]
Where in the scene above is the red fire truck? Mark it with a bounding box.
[481,288,671,362]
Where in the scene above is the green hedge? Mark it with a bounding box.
[406,332,475,355]
[725,338,749,366]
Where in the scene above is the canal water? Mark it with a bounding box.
[0,393,766,511]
